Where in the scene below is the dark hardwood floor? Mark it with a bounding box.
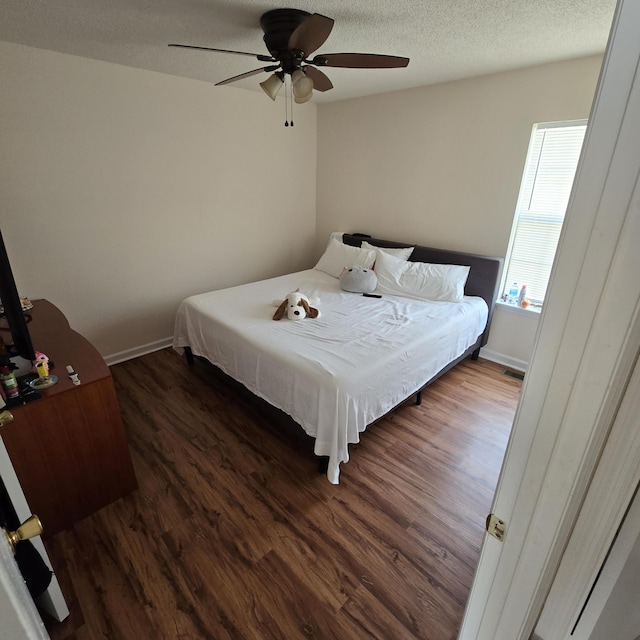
[43,348,521,640]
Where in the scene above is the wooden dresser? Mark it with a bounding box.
[1,300,137,537]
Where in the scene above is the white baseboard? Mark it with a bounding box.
[104,337,173,367]
[479,347,528,373]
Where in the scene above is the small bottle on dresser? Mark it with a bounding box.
[0,365,20,400]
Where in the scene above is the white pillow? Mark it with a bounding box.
[362,241,414,260]
[375,250,470,302]
[315,238,376,278]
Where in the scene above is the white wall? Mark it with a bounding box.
[316,56,602,369]
[0,43,603,368]
[482,305,541,370]
[0,41,317,360]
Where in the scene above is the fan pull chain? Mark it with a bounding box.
[282,75,294,127]
[284,75,290,127]
[290,87,294,127]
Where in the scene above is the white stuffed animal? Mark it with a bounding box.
[273,289,320,320]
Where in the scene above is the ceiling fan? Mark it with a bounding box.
[169,8,410,105]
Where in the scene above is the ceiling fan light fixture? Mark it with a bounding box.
[260,72,284,100]
[292,69,314,103]
[171,9,410,119]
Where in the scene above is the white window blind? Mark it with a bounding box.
[503,120,587,305]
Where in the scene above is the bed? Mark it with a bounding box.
[173,233,503,483]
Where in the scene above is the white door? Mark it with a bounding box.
[0,434,69,624]
[458,0,640,637]
[0,528,51,640]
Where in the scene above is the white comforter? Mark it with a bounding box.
[173,269,488,483]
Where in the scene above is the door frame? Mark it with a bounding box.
[458,0,640,637]
[536,353,640,638]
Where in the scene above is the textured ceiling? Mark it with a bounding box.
[0,0,617,103]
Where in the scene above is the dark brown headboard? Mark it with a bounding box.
[342,233,503,348]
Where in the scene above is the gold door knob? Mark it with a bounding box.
[0,410,14,426]
[2,515,43,554]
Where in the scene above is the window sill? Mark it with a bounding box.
[495,301,542,317]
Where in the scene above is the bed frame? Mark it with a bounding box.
[183,234,503,468]
[341,233,503,402]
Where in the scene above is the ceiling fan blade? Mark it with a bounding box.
[303,66,333,92]
[311,53,410,69]
[215,66,278,86]
[288,13,335,56]
[169,44,274,62]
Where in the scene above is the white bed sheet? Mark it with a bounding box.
[173,269,488,483]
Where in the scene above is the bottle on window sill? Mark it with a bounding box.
[508,282,519,305]
[518,284,527,306]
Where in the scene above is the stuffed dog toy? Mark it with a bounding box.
[273,289,320,320]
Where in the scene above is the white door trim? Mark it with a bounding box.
[458,0,640,637]
[570,482,640,639]
[535,351,640,638]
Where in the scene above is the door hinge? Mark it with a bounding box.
[486,513,506,541]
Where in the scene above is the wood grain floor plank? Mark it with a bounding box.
[43,349,521,640]
[321,494,464,639]
[340,584,422,640]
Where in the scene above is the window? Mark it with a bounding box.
[502,120,587,307]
